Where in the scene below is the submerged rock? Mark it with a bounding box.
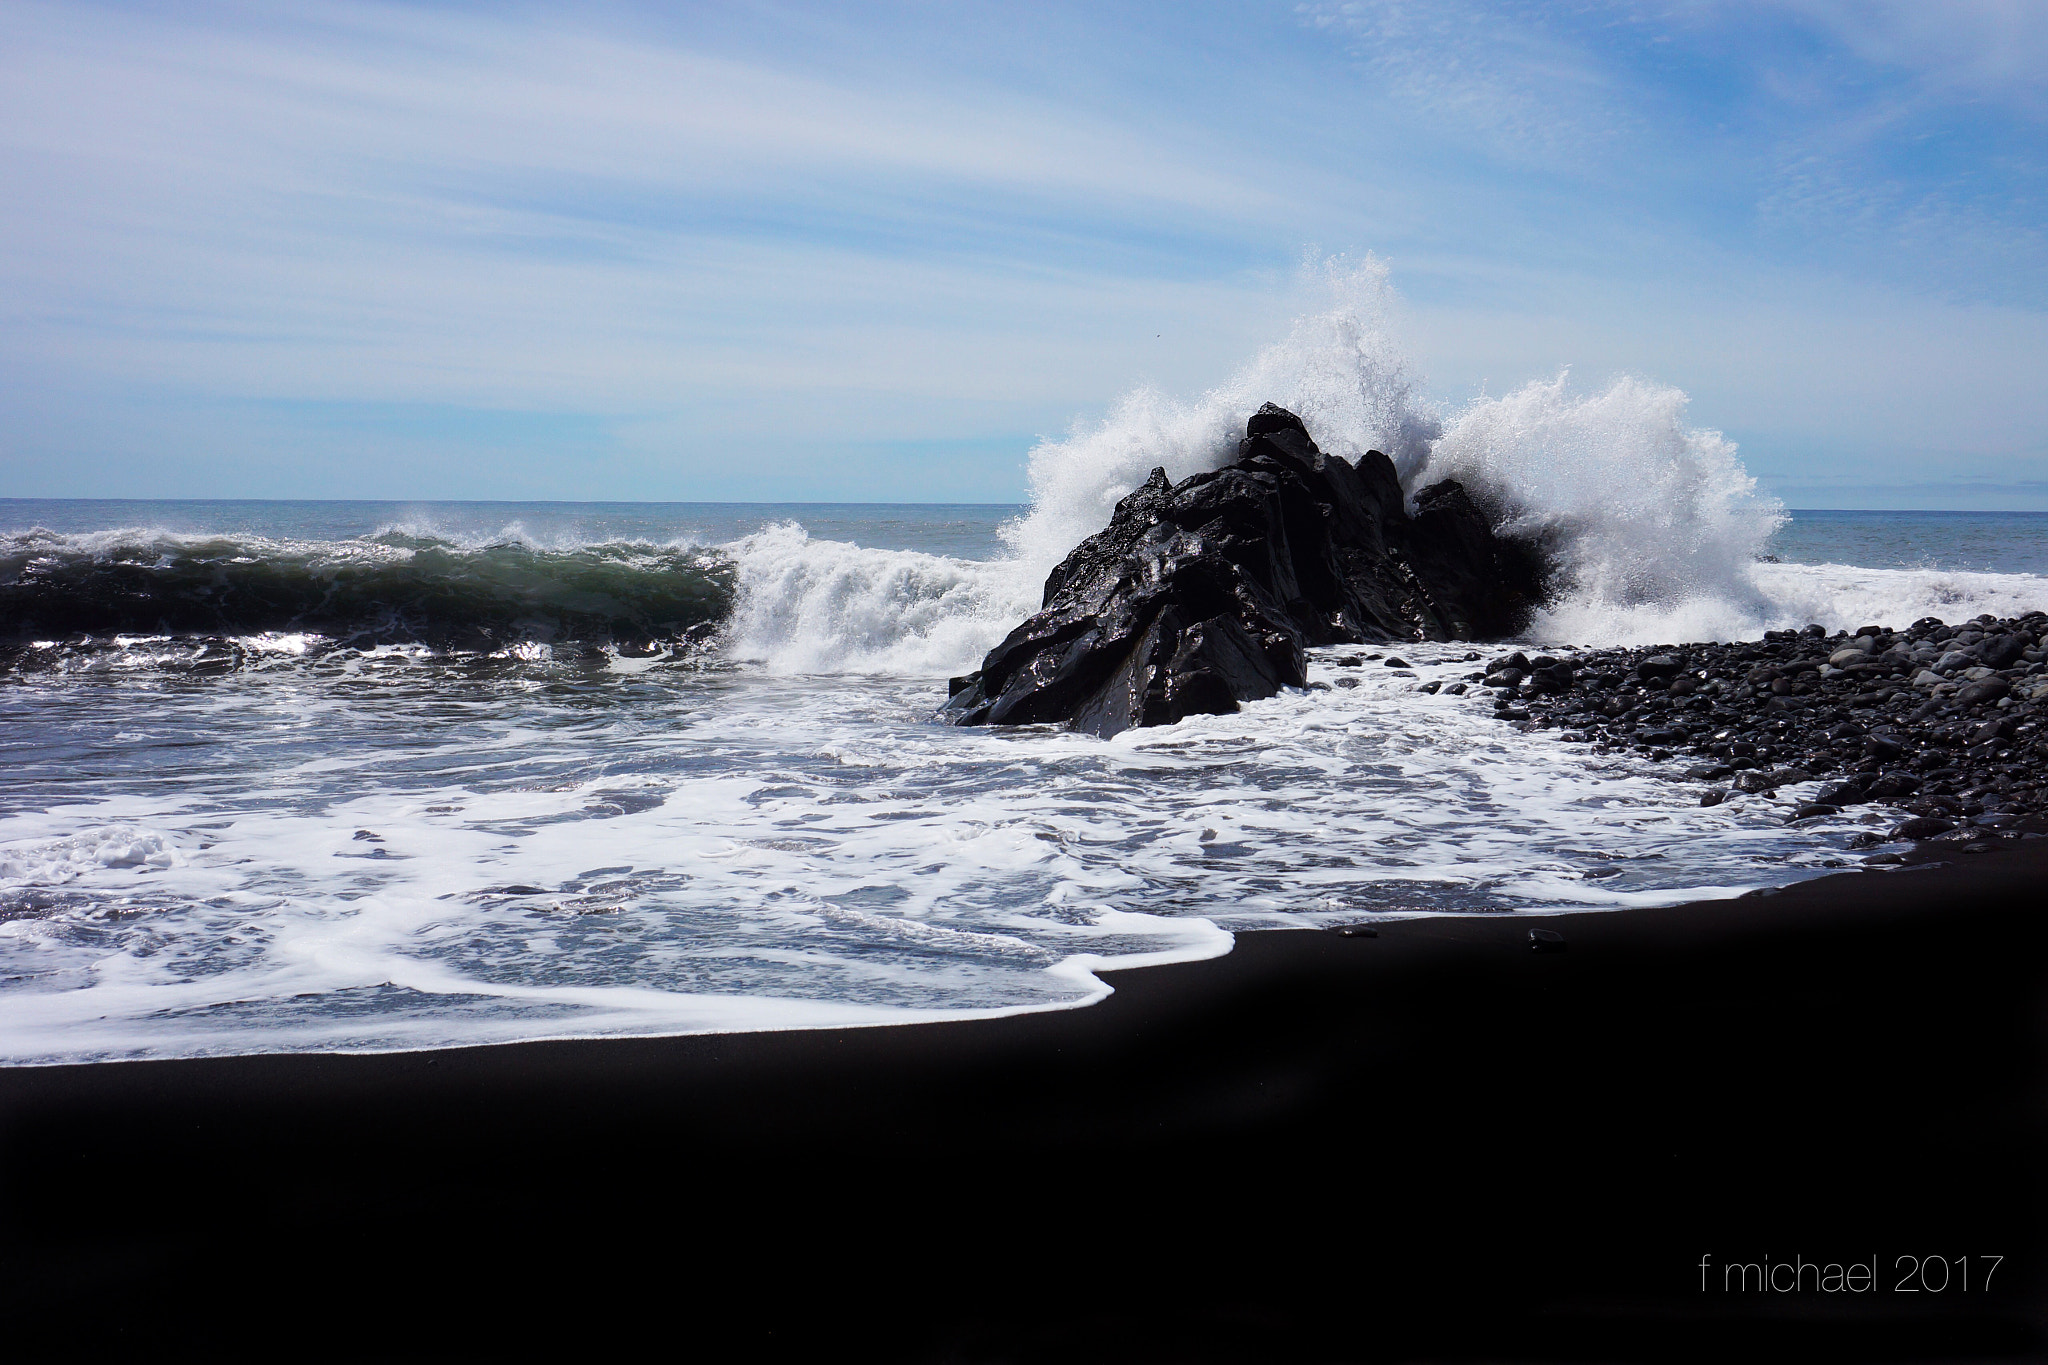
[942,405,1547,737]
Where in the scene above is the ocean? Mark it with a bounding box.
[4,490,2045,1065]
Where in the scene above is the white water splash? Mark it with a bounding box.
[1416,372,1786,643]
[1000,256,1440,581]
[724,521,1038,675]
[713,256,1443,677]
[1517,560,2048,649]
[985,259,1794,655]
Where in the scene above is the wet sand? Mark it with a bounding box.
[3,844,2045,1361]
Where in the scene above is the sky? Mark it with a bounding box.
[2,0,2045,506]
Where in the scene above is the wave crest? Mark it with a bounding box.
[0,527,734,650]
[724,522,1036,676]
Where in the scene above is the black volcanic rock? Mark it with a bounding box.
[941,404,1547,738]
[1460,609,2048,852]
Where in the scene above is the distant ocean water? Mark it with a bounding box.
[9,499,2048,571]
[9,498,2047,570]
[1772,509,2048,577]
[0,500,1023,559]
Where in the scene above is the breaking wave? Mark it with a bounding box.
[1423,372,1786,642]
[0,526,735,663]
[723,522,1036,676]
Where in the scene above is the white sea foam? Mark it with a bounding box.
[1755,561,2048,630]
[0,825,182,884]
[0,524,407,568]
[1528,561,2048,646]
[0,648,1886,1065]
[0,521,710,568]
[724,521,1038,675]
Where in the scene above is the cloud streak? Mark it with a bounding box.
[0,0,2041,502]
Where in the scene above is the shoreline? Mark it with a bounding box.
[4,844,2046,1359]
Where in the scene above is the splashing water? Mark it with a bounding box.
[1000,257,1440,581]
[740,257,1438,677]
[982,259,1809,655]
[721,260,1455,678]
[724,522,1037,676]
[1419,372,1786,644]
[4,260,2011,681]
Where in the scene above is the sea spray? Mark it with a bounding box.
[1418,372,1786,644]
[997,260,1791,653]
[0,262,1872,674]
[724,260,1448,679]
[723,522,1036,676]
[999,256,1439,582]
[0,264,2028,682]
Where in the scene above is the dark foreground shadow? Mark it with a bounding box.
[4,846,2046,1362]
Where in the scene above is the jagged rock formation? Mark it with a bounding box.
[942,404,1547,737]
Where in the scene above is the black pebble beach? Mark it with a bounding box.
[1464,612,2048,854]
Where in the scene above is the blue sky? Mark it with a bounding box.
[3,0,2044,505]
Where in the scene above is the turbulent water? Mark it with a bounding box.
[6,268,2047,1065]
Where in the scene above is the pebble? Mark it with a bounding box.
[1477,613,2048,848]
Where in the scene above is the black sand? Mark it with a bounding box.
[4,846,2046,1361]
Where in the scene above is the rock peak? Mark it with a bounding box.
[943,406,1548,738]
[1245,403,1309,440]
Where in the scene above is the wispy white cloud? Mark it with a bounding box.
[2,2,1269,209]
[0,0,1322,495]
[1298,0,1638,166]
[1767,0,2048,116]
[1301,0,2048,306]
[0,0,2042,500]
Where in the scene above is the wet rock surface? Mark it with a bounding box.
[1477,613,2048,855]
[943,405,1547,738]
